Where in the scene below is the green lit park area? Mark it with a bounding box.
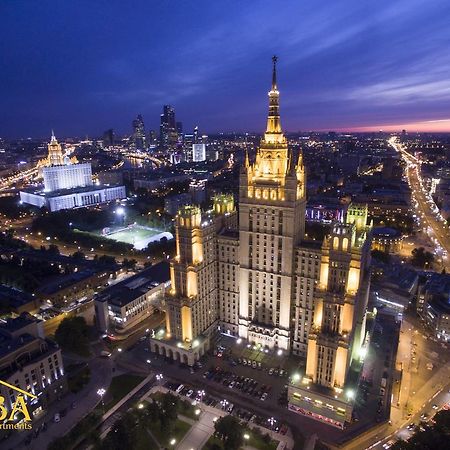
[95,224,172,250]
[203,416,279,450]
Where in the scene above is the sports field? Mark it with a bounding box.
[97,225,173,250]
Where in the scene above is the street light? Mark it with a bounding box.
[268,417,276,428]
[220,399,229,410]
[97,388,106,413]
[156,373,163,384]
[197,389,206,402]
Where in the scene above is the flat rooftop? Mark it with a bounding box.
[36,268,107,296]
[0,285,34,308]
[95,261,170,307]
[21,183,124,198]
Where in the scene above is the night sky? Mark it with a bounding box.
[1,0,450,138]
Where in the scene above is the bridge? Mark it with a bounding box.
[123,152,163,167]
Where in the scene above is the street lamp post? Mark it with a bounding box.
[97,388,106,414]
[197,389,205,402]
[220,399,229,410]
[156,373,163,384]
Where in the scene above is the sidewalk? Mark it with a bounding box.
[97,373,155,440]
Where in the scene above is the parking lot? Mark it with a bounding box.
[123,336,387,445]
[163,380,290,436]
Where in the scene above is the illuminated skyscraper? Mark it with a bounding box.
[160,105,178,148]
[102,128,115,148]
[238,56,306,350]
[150,60,372,429]
[47,131,64,166]
[132,114,146,150]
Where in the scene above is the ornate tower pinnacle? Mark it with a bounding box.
[47,131,64,166]
[272,55,278,90]
[249,56,289,180]
[265,56,283,141]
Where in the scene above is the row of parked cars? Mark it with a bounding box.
[165,381,288,435]
[203,366,272,401]
[236,358,288,378]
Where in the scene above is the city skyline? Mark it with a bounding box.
[0,30,449,447]
[1,0,450,137]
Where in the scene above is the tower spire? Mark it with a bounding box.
[264,55,282,139]
[272,55,278,90]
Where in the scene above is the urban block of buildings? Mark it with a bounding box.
[20,132,126,211]
[0,314,66,431]
[148,59,372,428]
[417,272,450,342]
[95,262,170,334]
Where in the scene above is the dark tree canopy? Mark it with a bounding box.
[55,316,90,356]
[214,415,244,450]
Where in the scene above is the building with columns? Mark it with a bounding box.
[149,59,371,428]
[20,132,126,212]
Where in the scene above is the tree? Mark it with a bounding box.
[95,254,116,266]
[55,316,90,356]
[47,244,60,255]
[391,410,450,449]
[101,413,137,450]
[214,415,243,450]
[434,410,450,432]
[122,258,137,272]
[145,400,160,422]
[72,250,86,261]
[160,392,179,433]
[371,249,391,264]
[411,247,434,269]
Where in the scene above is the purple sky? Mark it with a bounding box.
[1,0,450,137]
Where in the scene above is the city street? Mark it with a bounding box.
[357,313,450,449]
[389,137,450,271]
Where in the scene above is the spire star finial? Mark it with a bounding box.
[272,55,278,89]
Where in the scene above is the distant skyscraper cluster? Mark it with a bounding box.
[160,105,178,149]
[132,114,146,150]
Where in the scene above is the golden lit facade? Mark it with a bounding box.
[166,205,218,342]
[289,204,372,428]
[151,61,373,412]
[238,56,306,350]
[161,195,237,362]
[47,131,65,166]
